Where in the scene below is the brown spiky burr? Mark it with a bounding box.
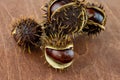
[44,0,87,36]
[82,2,107,35]
[12,18,43,52]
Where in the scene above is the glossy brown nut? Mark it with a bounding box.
[50,1,66,13]
[50,0,74,14]
[46,48,74,63]
[87,8,104,24]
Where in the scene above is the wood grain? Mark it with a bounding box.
[0,0,120,80]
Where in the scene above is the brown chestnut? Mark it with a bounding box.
[50,0,74,14]
[50,1,66,14]
[46,48,74,64]
[87,8,104,24]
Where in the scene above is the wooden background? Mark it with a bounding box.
[0,0,120,80]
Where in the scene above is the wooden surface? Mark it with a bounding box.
[0,0,120,80]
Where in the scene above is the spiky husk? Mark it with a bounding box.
[43,0,78,21]
[42,0,88,50]
[82,2,106,35]
[44,1,87,37]
[43,21,73,50]
[51,2,87,34]
[12,18,43,52]
[82,24,103,35]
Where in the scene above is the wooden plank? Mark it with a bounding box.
[0,0,120,80]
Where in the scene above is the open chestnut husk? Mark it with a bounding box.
[45,47,74,69]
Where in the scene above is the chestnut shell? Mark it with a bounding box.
[12,18,42,51]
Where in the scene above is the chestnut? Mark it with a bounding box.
[86,8,104,24]
[45,46,74,69]
[46,48,74,63]
[50,0,74,14]
[50,1,66,14]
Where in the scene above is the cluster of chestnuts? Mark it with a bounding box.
[12,0,106,69]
